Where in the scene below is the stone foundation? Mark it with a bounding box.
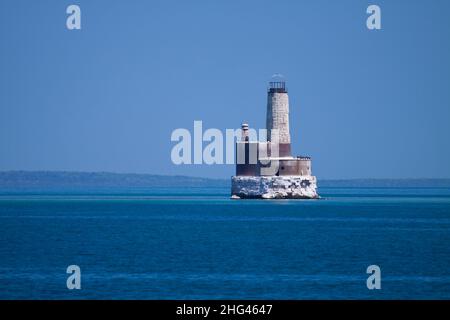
[231,175,319,199]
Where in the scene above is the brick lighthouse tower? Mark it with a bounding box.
[231,76,319,199]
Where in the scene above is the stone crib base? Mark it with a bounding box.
[231,175,319,199]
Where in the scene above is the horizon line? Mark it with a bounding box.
[1,170,450,181]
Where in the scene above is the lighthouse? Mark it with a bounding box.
[231,77,319,199]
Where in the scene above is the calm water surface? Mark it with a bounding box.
[0,187,449,299]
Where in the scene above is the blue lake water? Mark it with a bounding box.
[0,186,449,299]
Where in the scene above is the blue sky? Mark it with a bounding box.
[1,0,449,179]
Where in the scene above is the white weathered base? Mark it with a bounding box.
[231,175,319,199]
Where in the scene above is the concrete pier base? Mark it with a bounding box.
[231,175,319,199]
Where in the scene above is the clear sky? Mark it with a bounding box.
[1,0,449,179]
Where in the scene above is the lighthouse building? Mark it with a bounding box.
[231,80,319,199]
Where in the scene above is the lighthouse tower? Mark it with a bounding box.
[266,80,291,157]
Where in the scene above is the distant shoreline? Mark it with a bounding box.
[1,171,450,189]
